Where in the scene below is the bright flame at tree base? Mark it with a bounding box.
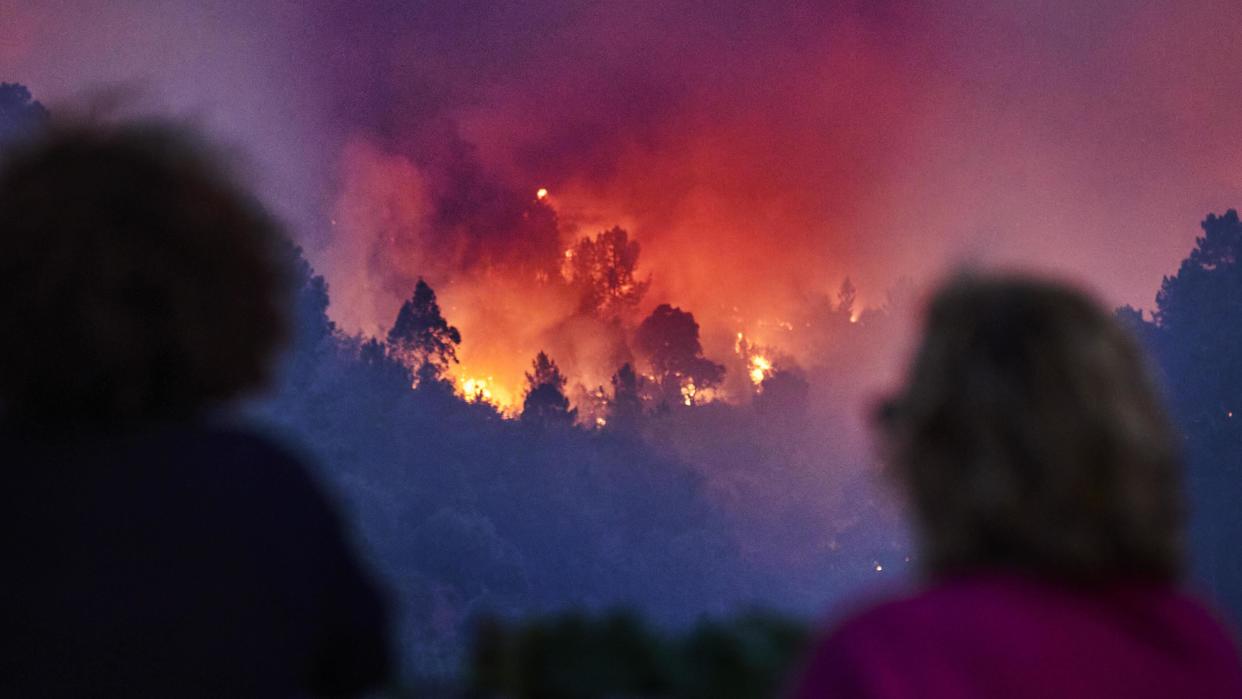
[457,375,519,415]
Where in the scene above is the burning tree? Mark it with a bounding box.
[567,226,650,318]
[522,351,576,424]
[388,278,462,384]
[634,304,725,406]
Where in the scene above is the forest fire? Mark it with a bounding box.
[331,156,894,427]
[734,332,776,389]
[748,355,773,386]
[10,1,1242,691]
[459,376,518,413]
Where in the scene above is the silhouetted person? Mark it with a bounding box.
[791,275,1242,698]
[0,122,392,697]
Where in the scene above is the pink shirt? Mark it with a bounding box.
[790,574,1242,698]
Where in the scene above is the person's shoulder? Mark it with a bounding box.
[169,421,299,455]
[152,422,310,471]
[826,576,974,632]
[1148,586,1242,664]
[134,422,325,501]
[818,573,1053,650]
[805,581,943,663]
[789,584,952,697]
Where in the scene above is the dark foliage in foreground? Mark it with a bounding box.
[469,611,809,699]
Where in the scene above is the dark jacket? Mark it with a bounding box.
[0,423,392,697]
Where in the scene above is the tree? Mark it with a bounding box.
[607,363,645,430]
[260,240,338,403]
[1148,209,1242,624]
[1153,210,1242,428]
[0,83,48,147]
[634,304,725,406]
[522,351,576,424]
[388,278,462,384]
[567,226,650,318]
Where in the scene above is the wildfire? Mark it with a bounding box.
[457,375,518,414]
[536,187,549,200]
[680,381,698,406]
[735,331,776,388]
[748,355,773,386]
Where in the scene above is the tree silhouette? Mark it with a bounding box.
[0,83,48,147]
[1144,209,1242,621]
[607,363,645,429]
[387,278,461,384]
[634,304,725,406]
[522,351,576,424]
[567,226,650,318]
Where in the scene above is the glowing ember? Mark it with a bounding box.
[461,376,493,402]
[536,187,548,200]
[748,355,773,386]
[735,331,776,387]
[680,381,697,406]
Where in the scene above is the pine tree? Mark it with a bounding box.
[522,351,576,424]
[387,278,461,384]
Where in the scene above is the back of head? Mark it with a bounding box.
[880,274,1184,584]
[0,120,290,424]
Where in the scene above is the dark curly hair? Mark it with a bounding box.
[878,274,1185,584]
[0,121,290,423]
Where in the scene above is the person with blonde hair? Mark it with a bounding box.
[792,274,1242,698]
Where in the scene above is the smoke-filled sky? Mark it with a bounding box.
[6,0,1242,384]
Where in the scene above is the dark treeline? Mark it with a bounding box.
[1119,209,1242,620]
[256,211,1242,681]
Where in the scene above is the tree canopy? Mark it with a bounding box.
[634,304,726,405]
[1130,209,1242,624]
[0,83,48,146]
[567,226,650,318]
[522,351,576,424]
[388,278,462,384]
